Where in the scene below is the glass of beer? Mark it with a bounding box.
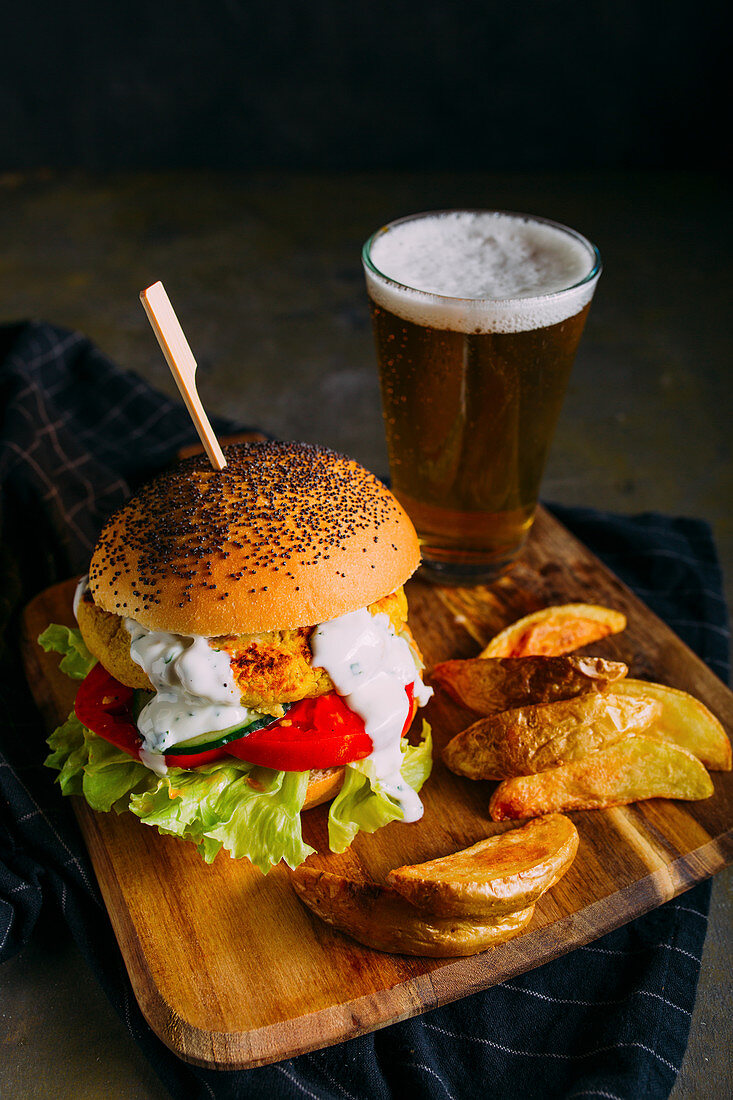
[362,210,601,583]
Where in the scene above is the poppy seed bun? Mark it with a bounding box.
[88,441,421,636]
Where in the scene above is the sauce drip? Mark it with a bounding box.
[73,575,90,619]
[310,608,432,821]
[125,621,250,755]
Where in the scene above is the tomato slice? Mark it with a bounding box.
[156,745,238,769]
[75,663,140,757]
[74,664,230,765]
[74,664,415,772]
[228,683,415,770]
[226,692,372,770]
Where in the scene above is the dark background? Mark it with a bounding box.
[2,0,729,172]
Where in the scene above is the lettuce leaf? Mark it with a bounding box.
[38,624,95,679]
[41,622,434,872]
[129,762,314,871]
[327,721,433,852]
[45,715,432,871]
[44,714,313,872]
[46,713,88,797]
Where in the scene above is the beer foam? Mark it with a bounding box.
[365,212,599,333]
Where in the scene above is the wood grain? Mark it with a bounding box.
[20,506,733,1070]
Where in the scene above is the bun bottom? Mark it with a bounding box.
[303,767,345,809]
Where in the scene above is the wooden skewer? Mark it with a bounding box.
[140,281,227,471]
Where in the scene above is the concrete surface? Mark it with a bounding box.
[0,170,730,1098]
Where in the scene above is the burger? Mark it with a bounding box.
[41,441,433,872]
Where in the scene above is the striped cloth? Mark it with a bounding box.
[1,322,729,1100]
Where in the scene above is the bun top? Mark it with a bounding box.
[88,441,421,635]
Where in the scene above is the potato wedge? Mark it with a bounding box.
[290,868,535,956]
[431,655,628,715]
[611,679,731,771]
[489,734,714,820]
[480,603,627,658]
[443,692,661,780]
[386,814,578,917]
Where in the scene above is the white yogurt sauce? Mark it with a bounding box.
[139,747,171,777]
[120,605,432,795]
[73,575,90,619]
[124,620,250,757]
[310,608,433,821]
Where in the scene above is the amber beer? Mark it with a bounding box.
[362,211,601,582]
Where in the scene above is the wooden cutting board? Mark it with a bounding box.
[20,506,733,1070]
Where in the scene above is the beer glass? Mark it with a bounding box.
[362,210,601,583]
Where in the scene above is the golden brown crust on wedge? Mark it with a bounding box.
[289,867,535,956]
[489,734,714,820]
[431,655,628,716]
[480,603,626,659]
[611,679,731,771]
[443,692,661,780]
[386,815,578,917]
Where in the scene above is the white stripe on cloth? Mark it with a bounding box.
[305,1057,360,1100]
[567,1091,626,1100]
[0,756,98,900]
[0,900,14,955]
[627,584,726,604]
[423,1022,679,1074]
[2,441,95,551]
[6,330,83,375]
[665,619,730,639]
[401,1060,457,1100]
[275,1065,325,1100]
[579,940,704,960]
[668,904,709,921]
[501,982,691,1016]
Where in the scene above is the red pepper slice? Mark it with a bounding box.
[74,664,415,772]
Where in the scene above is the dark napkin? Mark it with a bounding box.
[1,321,729,1100]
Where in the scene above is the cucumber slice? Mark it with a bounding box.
[167,713,279,755]
[131,691,291,757]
